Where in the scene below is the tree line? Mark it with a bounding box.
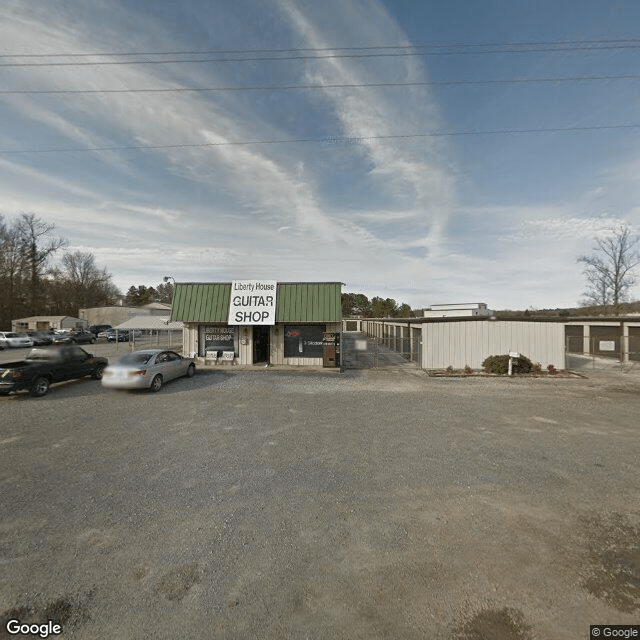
[0,213,120,330]
[123,283,173,306]
[341,292,414,318]
[3,212,638,332]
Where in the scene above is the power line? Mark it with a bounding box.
[2,38,639,58]
[2,41,640,68]
[2,74,639,95]
[2,124,639,156]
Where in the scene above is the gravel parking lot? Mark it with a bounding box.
[0,348,639,639]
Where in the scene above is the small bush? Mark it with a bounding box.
[547,364,557,375]
[464,365,473,375]
[482,354,533,375]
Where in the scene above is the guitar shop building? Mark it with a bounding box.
[170,281,342,367]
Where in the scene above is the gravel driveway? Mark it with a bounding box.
[0,360,638,639]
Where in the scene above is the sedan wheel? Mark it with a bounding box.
[150,374,163,392]
[30,376,50,397]
[92,364,105,380]
[186,363,195,378]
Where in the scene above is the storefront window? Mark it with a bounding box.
[284,325,325,358]
[200,326,237,357]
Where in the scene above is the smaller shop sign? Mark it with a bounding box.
[228,280,277,325]
[201,326,237,356]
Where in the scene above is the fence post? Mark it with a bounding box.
[622,324,629,365]
[583,325,590,356]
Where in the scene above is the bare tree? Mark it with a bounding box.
[0,217,25,327]
[47,251,120,313]
[0,214,121,326]
[16,213,66,314]
[578,223,640,310]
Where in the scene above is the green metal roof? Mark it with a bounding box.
[171,282,342,323]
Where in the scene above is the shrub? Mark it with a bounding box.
[482,354,533,375]
[464,365,473,375]
[547,364,557,375]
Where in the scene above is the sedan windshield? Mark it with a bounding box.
[117,352,154,365]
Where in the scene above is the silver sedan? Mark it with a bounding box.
[101,349,195,392]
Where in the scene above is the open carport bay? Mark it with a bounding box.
[0,368,639,639]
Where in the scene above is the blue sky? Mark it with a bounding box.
[2,0,640,310]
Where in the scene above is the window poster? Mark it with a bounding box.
[200,326,237,356]
[284,325,325,358]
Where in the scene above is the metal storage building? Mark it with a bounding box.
[11,315,87,332]
[420,318,565,370]
[360,317,566,370]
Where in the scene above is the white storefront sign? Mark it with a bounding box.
[228,280,277,325]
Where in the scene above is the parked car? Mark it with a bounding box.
[26,331,53,346]
[105,329,130,342]
[101,349,195,392]
[52,329,96,345]
[0,345,107,397]
[0,332,34,349]
[89,324,113,336]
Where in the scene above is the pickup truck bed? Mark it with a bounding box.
[0,345,108,397]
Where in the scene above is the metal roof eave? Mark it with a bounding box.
[171,282,342,324]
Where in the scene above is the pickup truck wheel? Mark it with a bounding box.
[30,376,50,397]
[92,364,105,380]
[150,374,163,392]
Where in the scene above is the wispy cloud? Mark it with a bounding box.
[276,0,456,251]
[3,0,639,308]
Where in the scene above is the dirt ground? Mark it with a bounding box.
[0,346,639,639]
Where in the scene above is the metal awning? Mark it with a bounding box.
[170,282,342,323]
[115,315,183,330]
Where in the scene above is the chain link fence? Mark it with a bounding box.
[565,331,640,371]
[103,329,183,353]
[342,331,421,370]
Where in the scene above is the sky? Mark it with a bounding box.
[2,0,640,310]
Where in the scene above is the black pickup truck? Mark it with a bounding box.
[0,345,108,397]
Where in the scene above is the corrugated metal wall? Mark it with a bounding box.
[421,320,565,369]
[360,319,565,370]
